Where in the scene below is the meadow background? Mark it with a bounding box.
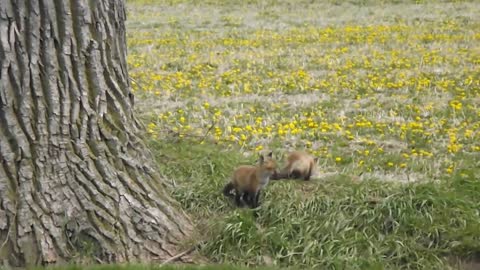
[124,0,480,269]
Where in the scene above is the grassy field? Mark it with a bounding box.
[125,0,480,269]
[30,264,277,270]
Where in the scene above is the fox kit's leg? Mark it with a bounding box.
[304,167,312,181]
[242,191,255,208]
[253,191,261,208]
[305,158,318,181]
[235,191,245,207]
[304,160,315,181]
[223,182,235,198]
[240,192,250,207]
[250,192,258,208]
[290,170,302,179]
[240,191,255,208]
[246,190,260,209]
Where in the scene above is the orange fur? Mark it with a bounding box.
[223,152,277,208]
[272,151,318,181]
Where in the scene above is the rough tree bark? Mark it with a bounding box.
[0,0,194,267]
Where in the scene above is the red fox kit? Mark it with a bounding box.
[222,152,277,208]
[271,151,318,181]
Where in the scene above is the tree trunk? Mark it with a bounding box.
[0,0,193,267]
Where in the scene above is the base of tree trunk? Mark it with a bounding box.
[0,0,195,267]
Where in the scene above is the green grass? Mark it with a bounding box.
[146,138,480,269]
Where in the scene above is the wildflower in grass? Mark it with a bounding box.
[419,150,433,157]
[449,100,462,110]
[447,143,462,153]
[447,131,462,153]
[464,129,473,138]
[147,122,156,134]
[215,127,223,137]
[232,127,242,133]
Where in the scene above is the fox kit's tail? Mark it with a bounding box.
[222,182,235,198]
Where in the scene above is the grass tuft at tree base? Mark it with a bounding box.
[27,264,281,270]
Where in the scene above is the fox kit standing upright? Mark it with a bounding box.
[223,152,277,208]
[272,151,318,181]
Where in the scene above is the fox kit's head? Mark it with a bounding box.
[258,151,277,177]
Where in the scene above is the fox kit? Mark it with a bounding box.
[271,151,318,181]
[223,152,277,208]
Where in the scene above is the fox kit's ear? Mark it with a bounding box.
[267,151,273,158]
[314,157,319,163]
[258,154,265,164]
